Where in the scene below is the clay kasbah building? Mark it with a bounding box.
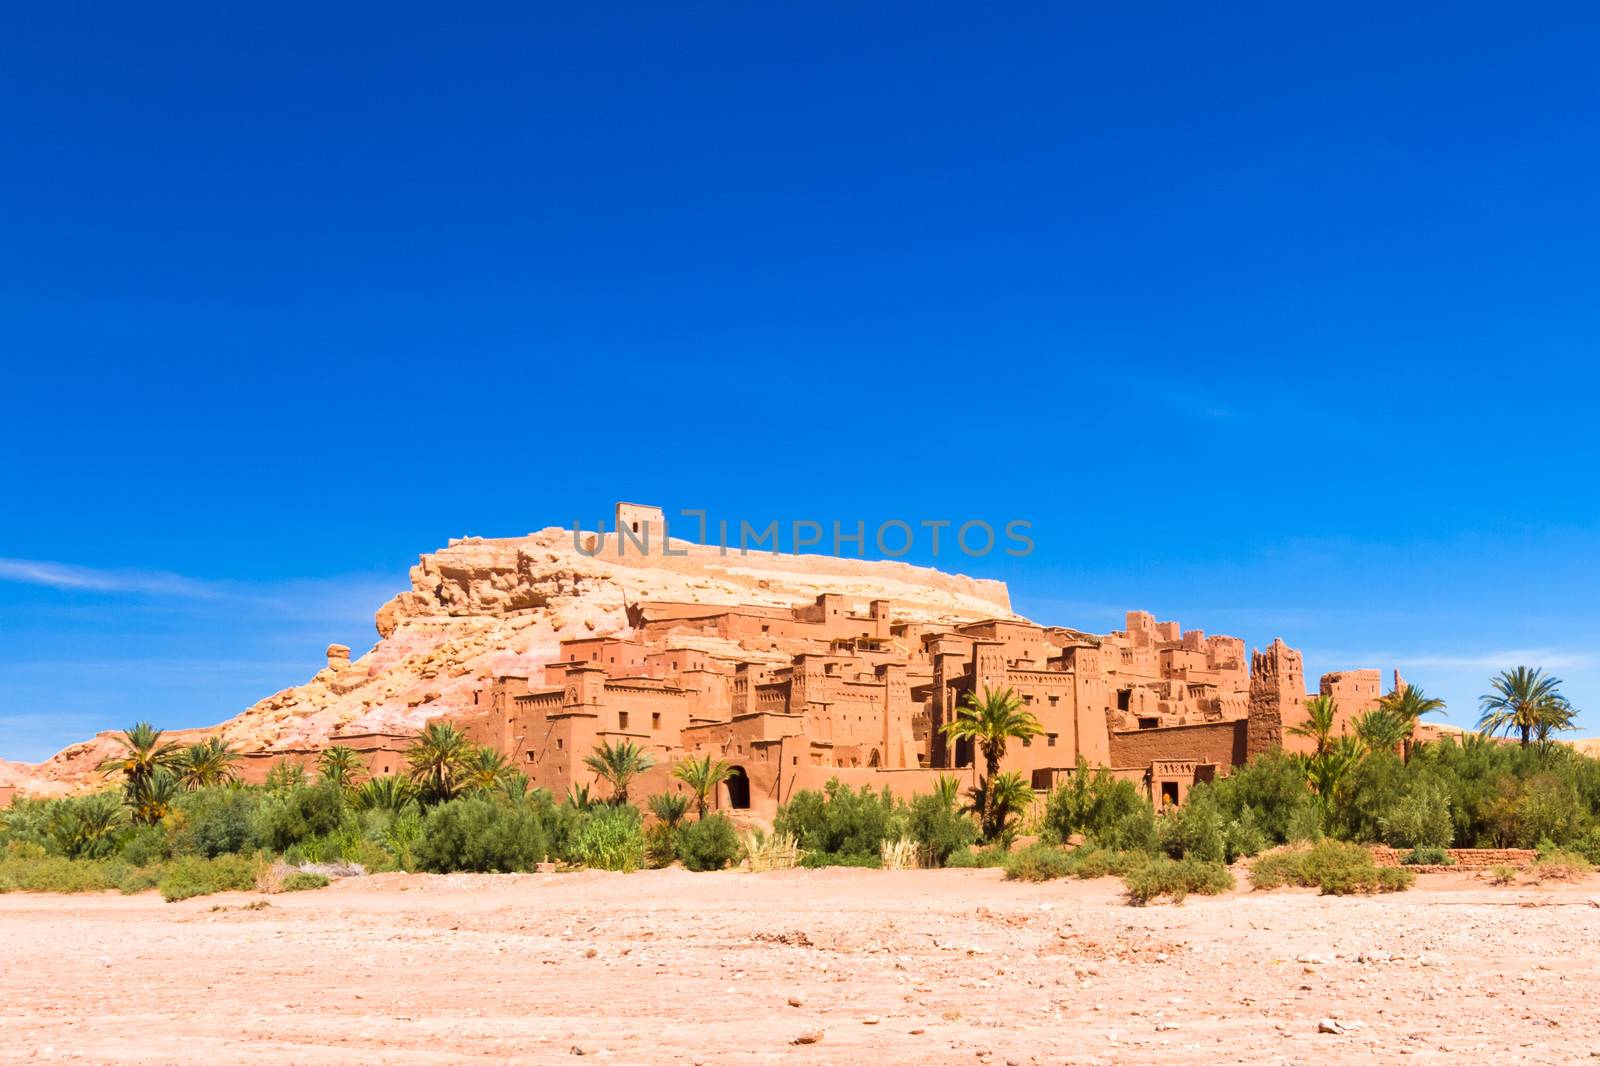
[201,502,1422,818]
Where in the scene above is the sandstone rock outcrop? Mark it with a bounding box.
[6,525,1016,795]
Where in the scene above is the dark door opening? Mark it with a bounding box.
[725,766,751,810]
[1160,781,1180,807]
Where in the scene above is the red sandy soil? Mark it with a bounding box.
[1,867,1596,1064]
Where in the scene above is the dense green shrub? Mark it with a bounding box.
[1042,760,1147,845]
[45,792,126,860]
[1122,856,1234,905]
[566,805,646,872]
[1002,842,1075,881]
[279,871,331,892]
[170,787,263,858]
[679,814,741,871]
[1515,773,1590,847]
[1100,807,1158,853]
[157,853,264,902]
[644,822,679,868]
[412,796,549,873]
[944,845,1009,868]
[1248,840,1413,895]
[1380,776,1454,849]
[797,850,880,868]
[905,792,978,867]
[1157,793,1225,863]
[255,784,347,853]
[775,780,903,861]
[1223,806,1268,862]
[1203,753,1318,844]
[1402,845,1452,866]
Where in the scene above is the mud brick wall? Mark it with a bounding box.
[1370,846,1537,869]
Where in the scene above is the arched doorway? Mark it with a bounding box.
[725,766,751,810]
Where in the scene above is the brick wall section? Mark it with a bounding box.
[1369,846,1537,869]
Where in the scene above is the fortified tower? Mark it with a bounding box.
[1247,638,1303,758]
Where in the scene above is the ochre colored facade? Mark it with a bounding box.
[417,506,1403,817]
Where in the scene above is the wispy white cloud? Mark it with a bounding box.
[0,558,220,598]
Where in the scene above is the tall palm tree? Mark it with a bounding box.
[1305,735,1362,824]
[461,745,517,794]
[672,754,732,818]
[1478,667,1573,748]
[1287,695,1339,757]
[584,738,656,806]
[405,722,472,803]
[1380,684,1446,762]
[1351,708,1409,757]
[941,688,1041,838]
[177,736,241,790]
[98,722,183,801]
[316,746,364,791]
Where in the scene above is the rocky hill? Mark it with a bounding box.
[2,525,1017,796]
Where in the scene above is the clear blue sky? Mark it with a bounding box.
[4,3,1599,761]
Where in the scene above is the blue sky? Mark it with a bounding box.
[3,3,1599,761]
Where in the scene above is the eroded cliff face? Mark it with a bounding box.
[4,528,1016,795]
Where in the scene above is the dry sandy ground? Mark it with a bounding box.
[1,868,1597,1064]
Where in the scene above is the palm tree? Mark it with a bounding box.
[672,754,733,818]
[1380,684,1446,762]
[128,769,181,826]
[177,736,240,790]
[98,722,183,802]
[460,746,517,794]
[932,773,962,810]
[1352,708,1409,757]
[1478,667,1574,748]
[405,722,471,803]
[47,792,126,859]
[1287,695,1339,757]
[584,738,656,806]
[1305,735,1362,826]
[353,774,417,812]
[564,782,595,812]
[264,762,307,792]
[647,791,690,828]
[964,770,1033,841]
[941,688,1041,838]
[316,746,364,791]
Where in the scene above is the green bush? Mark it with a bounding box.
[1042,760,1147,845]
[1100,807,1158,853]
[944,845,1009,868]
[1381,777,1455,850]
[905,792,978,867]
[775,780,903,861]
[279,871,331,892]
[1249,840,1414,895]
[412,796,549,873]
[1122,856,1234,905]
[1515,773,1590,848]
[255,784,347,853]
[1402,845,1452,866]
[799,850,880,868]
[1157,793,1225,863]
[644,822,679,868]
[1203,752,1318,844]
[157,853,264,902]
[45,793,126,860]
[170,787,263,858]
[679,814,741,871]
[1002,842,1075,882]
[1223,806,1268,862]
[567,805,646,872]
